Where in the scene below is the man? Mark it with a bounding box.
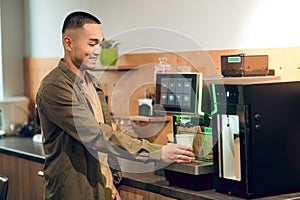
[36,11,194,200]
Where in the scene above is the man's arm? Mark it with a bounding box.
[39,82,194,163]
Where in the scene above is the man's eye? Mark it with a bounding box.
[89,43,96,47]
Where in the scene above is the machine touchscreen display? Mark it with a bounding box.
[155,72,202,115]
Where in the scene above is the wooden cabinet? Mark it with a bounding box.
[119,185,176,200]
[0,153,44,200]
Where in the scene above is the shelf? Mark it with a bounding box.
[93,65,138,71]
[130,115,169,123]
[221,75,281,84]
[113,115,169,123]
[204,75,281,84]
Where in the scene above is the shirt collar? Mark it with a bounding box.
[85,72,102,91]
[58,58,102,91]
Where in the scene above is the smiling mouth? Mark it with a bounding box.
[89,56,98,61]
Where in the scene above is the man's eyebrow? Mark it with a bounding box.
[89,38,99,42]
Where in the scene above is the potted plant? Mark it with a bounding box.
[100,39,120,66]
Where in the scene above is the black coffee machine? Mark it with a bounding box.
[212,80,300,198]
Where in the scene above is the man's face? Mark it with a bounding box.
[69,23,103,70]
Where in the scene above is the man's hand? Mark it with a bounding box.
[161,143,195,163]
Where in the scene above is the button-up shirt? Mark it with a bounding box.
[36,59,162,200]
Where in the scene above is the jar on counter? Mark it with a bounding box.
[154,57,172,74]
[154,57,173,83]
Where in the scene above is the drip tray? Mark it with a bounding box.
[165,160,213,175]
[164,160,214,191]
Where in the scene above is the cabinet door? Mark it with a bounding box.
[0,153,44,200]
[119,185,176,200]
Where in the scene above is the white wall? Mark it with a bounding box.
[24,0,300,57]
[2,0,300,98]
[1,0,24,98]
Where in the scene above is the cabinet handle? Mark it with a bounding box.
[37,170,44,177]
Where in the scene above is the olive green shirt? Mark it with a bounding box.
[36,59,162,200]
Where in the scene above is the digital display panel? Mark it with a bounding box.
[155,73,200,115]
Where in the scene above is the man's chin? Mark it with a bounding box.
[81,64,97,71]
[88,65,97,70]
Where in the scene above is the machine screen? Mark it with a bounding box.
[155,72,202,115]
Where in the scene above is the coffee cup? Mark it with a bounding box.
[175,133,195,148]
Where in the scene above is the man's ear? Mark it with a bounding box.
[63,36,72,51]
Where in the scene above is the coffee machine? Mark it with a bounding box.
[212,80,300,198]
[164,114,214,191]
[154,72,215,190]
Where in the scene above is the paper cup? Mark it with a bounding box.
[175,133,195,148]
[202,133,212,159]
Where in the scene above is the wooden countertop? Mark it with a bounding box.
[1,136,300,200]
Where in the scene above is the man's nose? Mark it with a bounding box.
[93,46,102,55]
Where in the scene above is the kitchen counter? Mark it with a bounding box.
[1,136,300,200]
[0,135,44,163]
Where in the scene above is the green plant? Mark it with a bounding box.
[100,39,120,66]
[101,39,120,49]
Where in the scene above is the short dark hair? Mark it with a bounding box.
[62,11,101,34]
